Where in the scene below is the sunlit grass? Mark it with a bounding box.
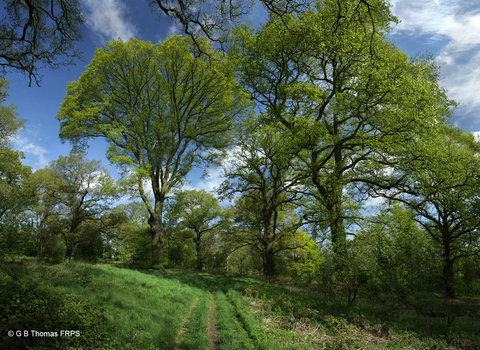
[1,262,479,349]
[43,263,199,349]
[180,292,210,350]
[215,289,255,350]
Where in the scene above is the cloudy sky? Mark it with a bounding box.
[5,0,480,195]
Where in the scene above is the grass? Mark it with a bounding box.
[180,292,210,350]
[1,261,479,349]
[215,288,256,350]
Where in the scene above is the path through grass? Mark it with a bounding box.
[208,291,218,349]
[1,262,479,349]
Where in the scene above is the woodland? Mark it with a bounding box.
[1,0,480,349]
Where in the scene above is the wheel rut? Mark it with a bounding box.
[174,296,200,350]
[207,291,218,350]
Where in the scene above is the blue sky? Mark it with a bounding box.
[5,0,480,197]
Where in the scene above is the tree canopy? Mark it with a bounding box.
[230,0,455,269]
[33,151,118,262]
[56,36,250,269]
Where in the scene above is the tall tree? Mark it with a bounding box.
[219,115,305,278]
[0,0,84,86]
[56,36,248,269]
[231,0,454,268]
[371,126,480,298]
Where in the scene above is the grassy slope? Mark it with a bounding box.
[1,262,479,349]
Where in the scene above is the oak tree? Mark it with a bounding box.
[56,36,248,269]
[372,126,480,298]
[231,0,454,268]
[219,115,305,278]
[166,189,226,270]
[34,151,118,262]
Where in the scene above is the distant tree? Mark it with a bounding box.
[278,230,322,282]
[372,126,480,298]
[56,36,249,270]
[109,202,153,267]
[166,189,227,270]
[355,204,441,298]
[0,0,84,86]
[115,202,149,227]
[0,79,25,145]
[34,151,118,262]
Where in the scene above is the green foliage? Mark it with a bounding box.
[0,222,36,260]
[0,78,24,146]
[356,204,443,298]
[0,79,34,259]
[231,0,455,269]
[56,35,250,268]
[166,189,229,270]
[278,231,323,283]
[73,227,104,263]
[226,245,261,275]
[117,225,152,269]
[376,125,480,297]
[219,113,305,278]
[0,263,119,349]
[32,150,119,262]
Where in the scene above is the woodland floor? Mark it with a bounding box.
[0,260,479,349]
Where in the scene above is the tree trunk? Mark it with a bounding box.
[442,237,456,298]
[195,235,204,270]
[263,243,275,279]
[311,142,347,272]
[64,243,74,262]
[148,211,165,270]
[331,138,347,271]
[326,186,347,271]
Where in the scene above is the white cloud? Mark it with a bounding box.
[184,166,225,194]
[390,0,480,118]
[166,23,180,37]
[158,23,181,42]
[12,135,49,169]
[81,0,138,42]
[391,0,458,38]
[436,50,480,114]
[364,196,386,207]
[473,131,480,142]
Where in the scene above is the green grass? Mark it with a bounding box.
[180,292,210,350]
[215,289,256,350]
[1,262,479,349]
[47,263,200,349]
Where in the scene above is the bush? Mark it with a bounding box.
[0,263,119,349]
